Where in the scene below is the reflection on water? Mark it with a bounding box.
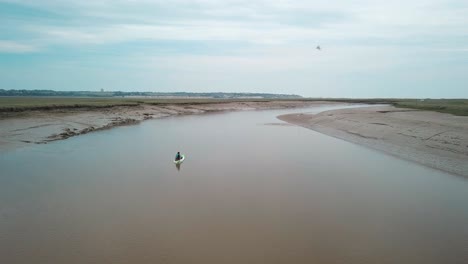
[1,105,467,264]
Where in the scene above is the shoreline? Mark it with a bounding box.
[3,100,467,178]
[278,106,468,178]
[0,100,342,151]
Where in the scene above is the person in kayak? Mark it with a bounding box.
[175,152,182,161]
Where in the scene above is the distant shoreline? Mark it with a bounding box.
[0,100,341,151]
[0,89,303,99]
[278,106,468,178]
[1,96,467,116]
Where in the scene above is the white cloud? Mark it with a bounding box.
[32,22,320,46]
[0,40,38,53]
[13,0,463,49]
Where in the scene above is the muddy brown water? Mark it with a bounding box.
[1,105,467,264]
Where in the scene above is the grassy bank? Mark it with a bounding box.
[0,97,283,112]
[393,99,468,116]
[316,98,468,116]
[0,97,140,110]
[1,97,467,116]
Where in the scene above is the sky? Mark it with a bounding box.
[0,0,467,98]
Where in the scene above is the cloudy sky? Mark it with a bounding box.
[0,0,467,97]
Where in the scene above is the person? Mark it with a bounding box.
[175,151,181,161]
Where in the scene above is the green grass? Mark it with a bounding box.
[0,97,286,112]
[393,99,468,116]
[304,98,468,116]
[1,97,467,116]
[0,97,139,111]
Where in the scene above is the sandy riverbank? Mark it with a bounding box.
[0,100,339,151]
[278,106,468,177]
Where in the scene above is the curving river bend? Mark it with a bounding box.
[1,105,467,264]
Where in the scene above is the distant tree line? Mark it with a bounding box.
[0,89,302,99]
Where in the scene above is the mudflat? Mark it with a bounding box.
[0,100,338,150]
[278,106,468,177]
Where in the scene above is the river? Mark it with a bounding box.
[1,105,467,264]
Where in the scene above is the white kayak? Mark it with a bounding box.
[174,154,185,164]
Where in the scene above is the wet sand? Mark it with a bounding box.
[0,100,338,150]
[278,105,468,177]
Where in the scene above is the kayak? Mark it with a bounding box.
[174,154,185,164]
